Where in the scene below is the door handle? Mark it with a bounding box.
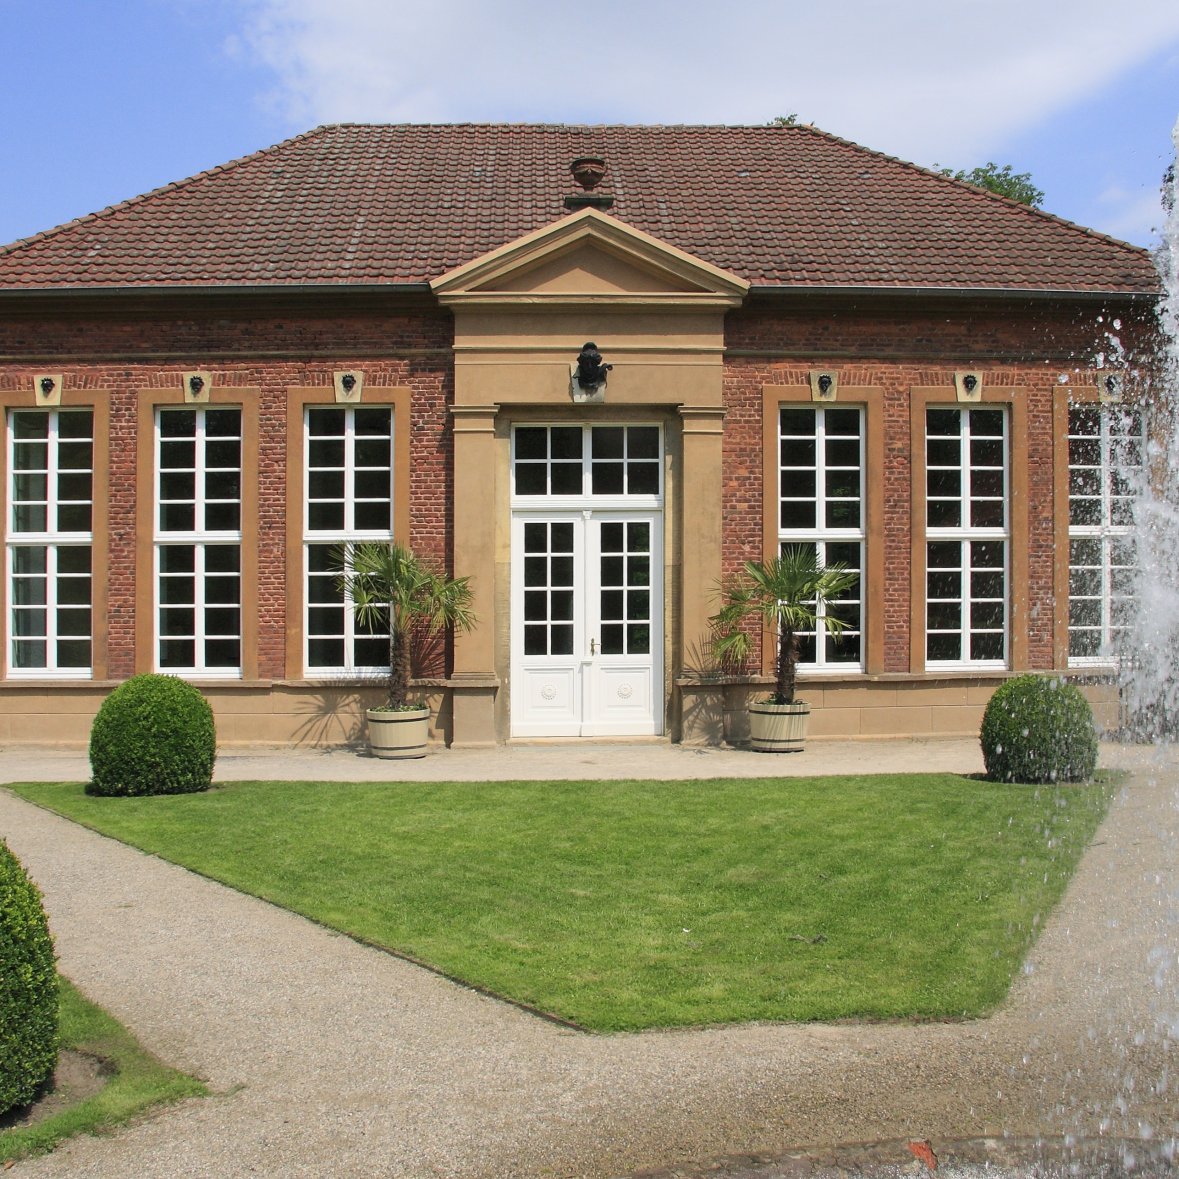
[590,638,596,655]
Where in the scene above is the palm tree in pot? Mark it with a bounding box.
[336,541,475,758]
[710,546,858,751]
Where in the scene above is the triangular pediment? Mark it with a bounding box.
[430,208,748,307]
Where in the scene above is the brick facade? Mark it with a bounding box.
[0,301,455,693]
[719,300,1154,679]
[0,275,1155,745]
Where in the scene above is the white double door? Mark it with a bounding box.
[511,510,663,737]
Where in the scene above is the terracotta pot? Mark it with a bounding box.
[366,706,430,759]
[747,700,810,753]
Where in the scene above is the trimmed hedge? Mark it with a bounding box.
[88,674,216,797]
[980,675,1099,784]
[0,840,58,1115]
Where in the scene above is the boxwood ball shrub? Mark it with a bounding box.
[89,674,216,796]
[980,674,1098,784]
[0,839,58,1115]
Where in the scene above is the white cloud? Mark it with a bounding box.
[231,0,1179,166]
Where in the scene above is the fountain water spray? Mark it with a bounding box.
[1118,118,1179,740]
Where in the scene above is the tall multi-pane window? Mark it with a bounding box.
[5,410,93,676]
[304,406,395,672]
[155,407,242,675]
[778,406,863,668]
[1068,403,1144,663]
[925,407,1008,666]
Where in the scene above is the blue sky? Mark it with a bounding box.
[3,0,1178,250]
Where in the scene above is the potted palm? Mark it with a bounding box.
[710,547,858,751]
[336,541,475,759]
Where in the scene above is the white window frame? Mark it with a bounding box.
[1067,402,1144,666]
[777,405,864,672]
[925,406,1009,669]
[155,407,243,678]
[304,406,396,676]
[5,409,94,678]
[510,423,664,512]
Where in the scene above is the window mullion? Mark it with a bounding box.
[194,417,207,535]
[193,543,206,661]
[45,547,59,673]
[960,417,972,527]
[46,417,58,536]
[344,412,357,534]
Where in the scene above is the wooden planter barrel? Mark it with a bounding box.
[747,700,810,753]
[366,706,430,759]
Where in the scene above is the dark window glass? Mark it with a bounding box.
[927,409,960,436]
[308,408,346,435]
[781,501,816,530]
[550,624,574,656]
[970,632,1004,661]
[779,408,813,435]
[629,427,659,458]
[592,427,624,458]
[600,624,624,654]
[515,465,547,496]
[780,438,816,468]
[551,462,582,495]
[628,462,660,495]
[515,428,547,461]
[592,463,624,495]
[309,439,345,467]
[160,410,197,438]
[927,632,960,661]
[309,637,345,666]
[550,428,583,460]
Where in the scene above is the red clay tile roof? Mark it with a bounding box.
[0,123,1159,295]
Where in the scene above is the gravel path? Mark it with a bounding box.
[0,739,1175,1178]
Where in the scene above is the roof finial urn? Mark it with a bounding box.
[570,156,608,191]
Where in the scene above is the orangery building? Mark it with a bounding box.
[0,123,1161,746]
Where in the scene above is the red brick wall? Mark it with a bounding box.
[0,304,454,681]
[107,385,137,679]
[722,299,1154,674]
[0,293,1155,687]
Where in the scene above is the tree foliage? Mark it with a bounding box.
[710,547,858,705]
[937,161,1045,208]
[980,675,1098,784]
[88,674,216,796]
[336,542,475,711]
[0,840,58,1114]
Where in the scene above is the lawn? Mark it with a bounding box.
[0,978,205,1163]
[9,773,1114,1032]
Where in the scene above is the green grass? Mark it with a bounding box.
[8,774,1114,1032]
[0,978,206,1163]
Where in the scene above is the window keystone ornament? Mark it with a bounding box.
[183,371,212,403]
[1098,372,1122,403]
[33,374,62,406]
[954,370,983,403]
[334,370,364,403]
[809,370,839,402]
